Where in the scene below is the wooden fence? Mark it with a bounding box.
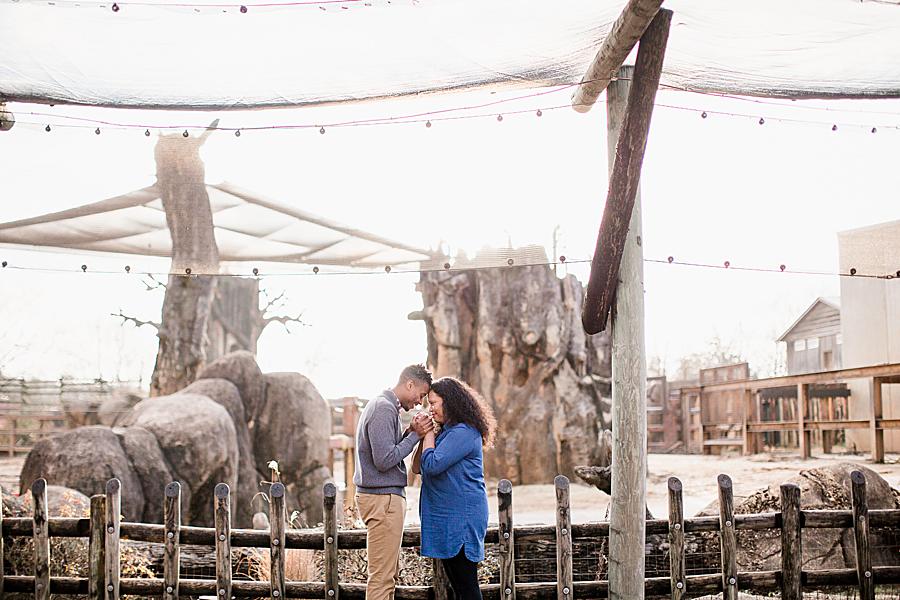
[2,471,900,599]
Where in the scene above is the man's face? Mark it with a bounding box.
[399,379,430,411]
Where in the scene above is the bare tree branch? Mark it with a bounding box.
[142,274,167,291]
[112,310,160,330]
[260,288,287,313]
[264,314,307,331]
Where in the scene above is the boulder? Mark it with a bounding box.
[696,463,900,571]
[119,393,238,526]
[17,485,91,517]
[114,426,179,523]
[183,378,260,526]
[255,373,330,524]
[19,425,145,520]
[197,351,266,424]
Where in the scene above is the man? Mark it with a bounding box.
[355,364,434,600]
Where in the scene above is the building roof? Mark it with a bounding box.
[777,297,841,343]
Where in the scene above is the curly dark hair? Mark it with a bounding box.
[430,377,496,449]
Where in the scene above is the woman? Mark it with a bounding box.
[412,377,496,600]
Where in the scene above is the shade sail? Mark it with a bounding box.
[1,0,900,111]
[0,182,440,267]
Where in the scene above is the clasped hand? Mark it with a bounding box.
[410,411,435,437]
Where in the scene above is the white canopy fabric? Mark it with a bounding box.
[1,0,900,110]
[0,182,439,267]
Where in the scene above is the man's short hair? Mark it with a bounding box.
[399,364,433,388]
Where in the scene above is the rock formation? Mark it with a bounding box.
[19,351,330,528]
[416,247,611,483]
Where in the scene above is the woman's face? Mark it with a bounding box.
[428,392,446,424]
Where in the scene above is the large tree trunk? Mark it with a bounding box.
[416,246,611,483]
[149,130,220,397]
[207,277,266,363]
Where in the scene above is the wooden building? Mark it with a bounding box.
[777,297,843,374]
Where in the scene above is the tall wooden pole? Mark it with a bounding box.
[606,62,647,600]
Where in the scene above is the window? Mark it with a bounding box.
[807,338,820,350]
[794,339,806,351]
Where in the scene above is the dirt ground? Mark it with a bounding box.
[4,452,899,525]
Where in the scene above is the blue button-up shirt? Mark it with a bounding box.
[419,423,488,562]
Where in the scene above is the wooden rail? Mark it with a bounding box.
[2,471,900,599]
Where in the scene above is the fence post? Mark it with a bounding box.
[164,482,181,600]
[89,494,106,600]
[498,479,516,600]
[343,398,359,508]
[780,483,802,600]
[851,470,874,600]
[215,483,232,600]
[667,477,685,600]
[555,475,573,600]
[0,484,4,599]
[270,482,286,600]
[717,474,737,600]
[324,482,339,600]
[32,478,50,600]
[105,478,121,600]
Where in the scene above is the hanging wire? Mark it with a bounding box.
[0,256,895,279]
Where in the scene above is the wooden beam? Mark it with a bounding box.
[571,0,665,113]
[697,362,900,394]
[869,378,884,463]
[797,384,810,460]
[582,8,672,335]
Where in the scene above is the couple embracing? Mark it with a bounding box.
[354,364,496,600]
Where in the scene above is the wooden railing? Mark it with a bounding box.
[2,471,899,599]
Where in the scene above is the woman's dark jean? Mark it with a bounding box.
[441,548,482,600]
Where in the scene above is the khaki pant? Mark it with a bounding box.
[356,493,407,600]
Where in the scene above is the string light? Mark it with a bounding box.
[11,75,899,137]
[0,255,895,279]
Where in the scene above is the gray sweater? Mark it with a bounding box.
[354,390,420,497]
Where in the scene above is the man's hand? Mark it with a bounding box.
[411,412,434,437]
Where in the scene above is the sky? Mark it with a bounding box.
[1,87,899,398]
